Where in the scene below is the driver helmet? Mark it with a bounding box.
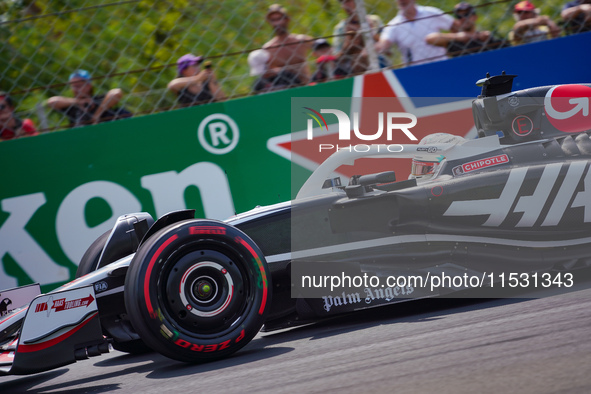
[410,133,466,181]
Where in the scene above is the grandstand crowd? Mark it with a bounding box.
[1,0,590,140]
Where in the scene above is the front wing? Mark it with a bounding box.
[0,285,108,375]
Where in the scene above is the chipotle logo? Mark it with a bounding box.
[453,154,509,175]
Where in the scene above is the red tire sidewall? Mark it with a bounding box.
[126,220,270,361]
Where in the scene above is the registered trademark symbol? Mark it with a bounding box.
[197,113,240,155]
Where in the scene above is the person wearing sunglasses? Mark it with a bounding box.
[0,92,38,141]
[509,1,561,45]
[425,2,508,57]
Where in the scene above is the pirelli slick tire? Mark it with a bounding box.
[124,219,271,363]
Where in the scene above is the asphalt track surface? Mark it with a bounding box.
[2,270,591,393]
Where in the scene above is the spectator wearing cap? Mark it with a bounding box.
[561,0,591,35]
[312,39,333,59]
[375,0,455,67]
[168,54,226,106]
[332,0,383,54]
[311,39,338,82]
[262,4,314,85]
[509,1,560,45]
[0,91,38,141]
[46,70,131,127]
[310,38,363,83]
[425,2,508,57]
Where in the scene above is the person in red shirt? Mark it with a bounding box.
[0,92,38,141]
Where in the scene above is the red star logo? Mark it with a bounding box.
[269,71,476,180]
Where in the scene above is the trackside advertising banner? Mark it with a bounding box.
[0,79,352,291]
[1,33,590,291]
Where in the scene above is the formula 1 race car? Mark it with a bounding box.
[2,74,591,375]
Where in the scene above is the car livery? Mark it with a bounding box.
[1,74,590,375]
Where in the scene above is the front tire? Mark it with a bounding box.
[124,219,271,362]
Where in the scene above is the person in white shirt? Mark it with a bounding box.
[375,0,454,66]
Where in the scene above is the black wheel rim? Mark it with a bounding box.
[160,245,253,337]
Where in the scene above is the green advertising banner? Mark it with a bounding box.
[0,78,353,291]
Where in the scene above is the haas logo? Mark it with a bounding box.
[544,85,591,133]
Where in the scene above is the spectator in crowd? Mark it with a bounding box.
[311,39,340,82]
[312,38,335,61]
[337,17,370,74]
[248,49,271,92]
[167,54,226,105]
[0,92,38,140]
[509,1,561,45]
[375,0,455,66]
[310,38,360,83]
[249,49,289,92]
[333,0,383,53]
[425,2,508,57]
[263,4,314,85]
[561,0,591,34]
[46,70,131,127]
